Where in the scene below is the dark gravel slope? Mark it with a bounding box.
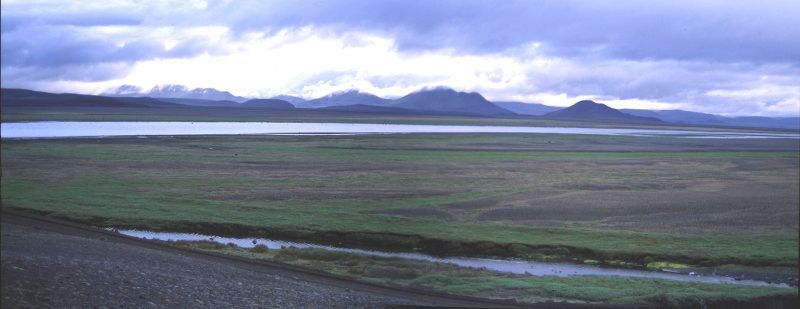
[1,219,421,308]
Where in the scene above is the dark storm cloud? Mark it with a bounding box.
[2,62,133,84]
[0,0,223,80]
[4,0,797,69]
[1,0,797,115]
[215,0,800,63]
[1,11,142,33]
[534,60,800,102]
[0,24,221,81]
[2,25,155,67]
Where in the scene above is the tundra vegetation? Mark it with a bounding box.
[1,133,798,305]
[173,241,796,306]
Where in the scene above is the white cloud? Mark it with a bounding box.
[706,85,800,116]
[67,28,537,98]
[4,22,799,116]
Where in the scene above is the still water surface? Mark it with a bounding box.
[2,121,798,139]
[117,229,790,288]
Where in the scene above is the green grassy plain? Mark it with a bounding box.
[2,134,798,269]
[174,241,796,306]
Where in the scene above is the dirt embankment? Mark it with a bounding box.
[0,211,525,309]
[68,215,793,270]
[3,210,798,308]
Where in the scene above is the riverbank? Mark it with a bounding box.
[171,240,796,306]
[0,212,436,308]
[3,209,796,308]
[113,227,796,287]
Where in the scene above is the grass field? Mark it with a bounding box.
[2,133,798,270]
[173,241,797,306]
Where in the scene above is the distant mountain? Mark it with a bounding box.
[240,99,295,109]
[622,109,726,124]
[392,88,514,116]
[545,100,662,124]
[320,104,429,115]
[105,84,248,102]
[109,84,143,96]
[622,109,799,130]
[724,116,799,130]
[494,101,560,115]
[1,88,178,108]
[298,90,390,108]
[270,95,306,105]
[8,87,796,130]
[155,97,240,107]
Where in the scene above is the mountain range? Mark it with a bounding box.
[105,84,248,103]
[392,88,513,116]
[13,85,799,130]
[295,90,390,108]
[104,85,512,117]
[621,109,799,130]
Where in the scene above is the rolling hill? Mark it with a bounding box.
[155,97,240,107]
[622,109,799,130]
[544,100,662,124]
[270,95,307,105]
[319,104,457,115]
[240,99,295,109]
[1,88,179,108]
[392,88,514,116]
[297,90,390,108]
[494,101,560,115]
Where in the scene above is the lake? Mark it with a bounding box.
[2,121,798,139]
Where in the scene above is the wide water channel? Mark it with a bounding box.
[2,121,799,139]
[116,229,791,288]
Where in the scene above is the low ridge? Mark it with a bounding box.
[240,99,295,109]
[544,100,662,124]
[392,87,514,116]
[297,90,390,108]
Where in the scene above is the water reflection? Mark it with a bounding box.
[2,121,798,139]
[115,229,791,288]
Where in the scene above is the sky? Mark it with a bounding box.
[1,0,799,116]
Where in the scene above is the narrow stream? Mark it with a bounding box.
[114,229,792,288]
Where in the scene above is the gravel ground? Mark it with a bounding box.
[0,220,426,308]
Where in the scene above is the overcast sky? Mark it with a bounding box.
[2,0,798,116]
